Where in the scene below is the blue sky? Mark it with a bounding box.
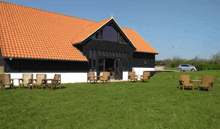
[3,0,220,60]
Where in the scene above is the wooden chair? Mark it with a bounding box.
[198,76,214,92]
[45,74,61,90]
[179,75,194,90]
[100,72,110,83]
[18,74,33,89]
[107,72,110,83]
[0,74,14,90]
[32,74,46,89]
[128,72,137,82]
[140,71,150,82]
[87,72,98,84]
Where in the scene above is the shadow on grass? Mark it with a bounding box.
[4,86,68,90]
[177,86,211,91]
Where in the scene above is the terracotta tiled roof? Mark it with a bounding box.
[72,18,112,44]
[0,1,158,61]
[122,28,159,54]
[0,1,95,61]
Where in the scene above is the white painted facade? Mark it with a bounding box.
[7,67,154,85]
[132,67,155,80]
[7,72,88,86]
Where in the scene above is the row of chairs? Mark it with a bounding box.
[179,75,214,91]
[0,74,61,90]
[127,71,151,82]
[87,71,151,84]
[87,72,110,84]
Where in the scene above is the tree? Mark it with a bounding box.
[210,52,220,64]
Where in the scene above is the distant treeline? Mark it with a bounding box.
[156,53,220,71]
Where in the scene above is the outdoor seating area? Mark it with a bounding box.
[0,70,219,128]
[0,72,215,93]
[179,75,214,92]
[87,72,110,84]
[0,74,61,90]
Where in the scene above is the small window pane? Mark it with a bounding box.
[95,32,99,39]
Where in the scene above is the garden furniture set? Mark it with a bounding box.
[128,71,151,82]
[87,71,151,84]
[0,74,61,90]
[179,75,214,91]
[87,72,110,84]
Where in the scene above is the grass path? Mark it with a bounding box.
[0,70,220,128]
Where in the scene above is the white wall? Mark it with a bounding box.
[132,67,155,80]
[122,71,128,81]
[7,72,88,86]
[123,67,154,81]
[7,69,154,85]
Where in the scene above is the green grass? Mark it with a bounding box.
[1,71,220,128]
[165,66,178,70]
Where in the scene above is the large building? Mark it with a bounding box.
[0,1,158,83]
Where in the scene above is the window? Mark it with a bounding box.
[93,50,96,59]
[95,32,99,39]
[89,50,92,59]
[119,35,125,43]
[100,30,103,39]
[181,65,189,67]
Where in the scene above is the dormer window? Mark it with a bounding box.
[119,35,125,43]
[95,32,99,39]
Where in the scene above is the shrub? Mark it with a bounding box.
[195,62,206,71]
[170,62,176,68]
[186,60,194,65]
[207,64,220,70]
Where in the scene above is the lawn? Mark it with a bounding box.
[0,70,220,128]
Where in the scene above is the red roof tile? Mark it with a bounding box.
[0,1,158,61]
[72,18,112,44]
[122,28,158,54]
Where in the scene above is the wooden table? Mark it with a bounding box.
[191,80,202,88]
[191,80,202,82]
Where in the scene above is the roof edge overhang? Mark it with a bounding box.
[73,17,113,45]
[111,18,136,50]
[79,18,137,51]
[2,56,89,62]
[134,51,159,55]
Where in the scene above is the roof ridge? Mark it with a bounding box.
[121,27,134,30]
[0,1,97,23]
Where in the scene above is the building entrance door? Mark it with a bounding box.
[114,59,122,80]
[105,58,114,79]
